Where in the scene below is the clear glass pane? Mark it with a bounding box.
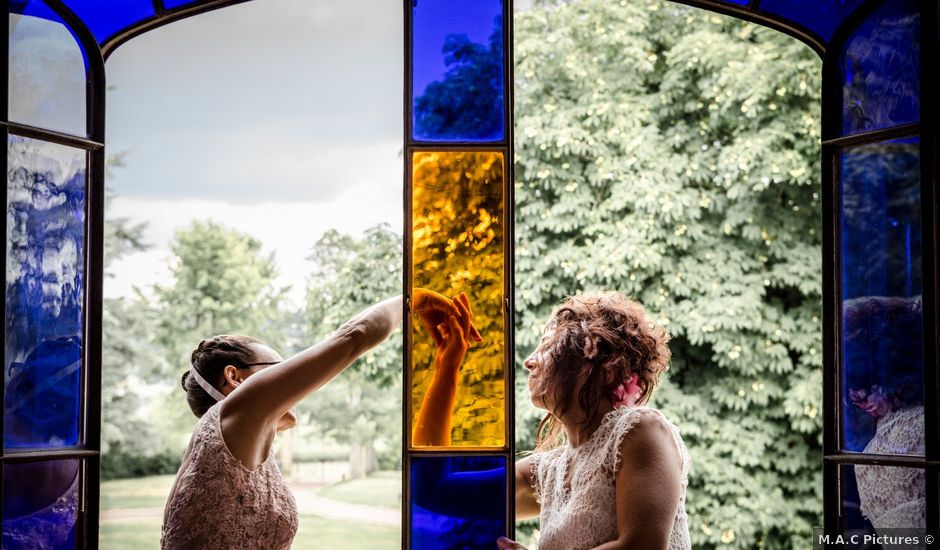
[410,456,506,549]
[412,0,504,142]
[5,136,86,449]
[9,2,87,136]
[841,0,920,135]
[760,0,865,41]
[58,0,155,44]
[840,138,923,454]
[411,152,505,448]
[841,464,925,536]
[2,459,81,549]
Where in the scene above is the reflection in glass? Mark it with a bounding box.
[411,152,504,448]
[412,0,504,142]
[2,459,80,549]
[411,456,506,550]
[842,464,925,544]
[841,0,919,135]
[56,0,155,43]
[9,2,87,136]
[841,139,922,454]
[760,0,865,41]
[5,136,85,449]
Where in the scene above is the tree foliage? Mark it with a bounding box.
[302,224,404,475]
[515,1,822,547]
[152,219,290,372]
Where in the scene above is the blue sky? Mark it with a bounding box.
[105,0,529,303]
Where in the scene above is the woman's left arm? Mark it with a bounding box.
[598,413,684,550]
[497,413,684,550]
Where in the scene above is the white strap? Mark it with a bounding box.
[190,367,226,401]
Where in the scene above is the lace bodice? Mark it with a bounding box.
[161,402,298,550]
[529,406,692,550]
[855,406,925,529]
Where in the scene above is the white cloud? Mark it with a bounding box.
[105,177,402,305]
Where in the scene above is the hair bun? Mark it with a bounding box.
[180,370,191,391]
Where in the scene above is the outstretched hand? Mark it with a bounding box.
[432,293,476,373]
[413,288,483,346]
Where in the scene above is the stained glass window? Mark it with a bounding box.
[840,0,919,135]
[839,138,922,455]
[56,0,154,44]
[5,136,86,449]
[410,456,507,549]
[411,0,504,142]
[9,1,87,136]
[411,151,505,449]
[2,459,81,549]
[760,0,866,41]
[840,464,926,532]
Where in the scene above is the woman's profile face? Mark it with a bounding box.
[524,326,556,411]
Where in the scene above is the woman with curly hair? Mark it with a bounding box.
[415,291,692,550]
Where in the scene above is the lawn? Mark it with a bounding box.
[315,470,401,509]
[99,471,402,549]
[101,475,175,510]
[101,516,400,549]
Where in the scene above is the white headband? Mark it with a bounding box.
[190,367,226,402]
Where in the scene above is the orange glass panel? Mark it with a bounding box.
[411,151,505,448]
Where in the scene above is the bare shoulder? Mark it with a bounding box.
[618,408,682,470]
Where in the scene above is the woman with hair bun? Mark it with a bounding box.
[415,291,692,550]
[160,289,476,550]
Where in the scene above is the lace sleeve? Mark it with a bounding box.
[527,452,543,504]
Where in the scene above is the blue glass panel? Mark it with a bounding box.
[9,2,87,135]
[2,459,80,549]
[841,138,923,454]
[718,0,749,5]
[760,0,865,42]
[57,0,154,44]
[840,464,925,533]
[841,0,920,135]
[412,0,504,142]
[163,0,198,8]
[411,456,507,549]
[5,136,85,449]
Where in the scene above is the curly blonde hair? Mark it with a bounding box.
[534,291,671,450]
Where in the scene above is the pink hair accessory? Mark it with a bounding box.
[612,373,642,409]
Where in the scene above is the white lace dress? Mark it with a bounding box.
[855,406,926,529]
[529,406,692,550]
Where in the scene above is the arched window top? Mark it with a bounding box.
[9,0,88,135]
[56,0,154,44]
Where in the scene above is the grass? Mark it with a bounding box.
[101,475,175,510]
[315,470,402,509]
[99,471,402,549]
[100,516,400,550]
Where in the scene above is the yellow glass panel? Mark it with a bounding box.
[411,151,505,448]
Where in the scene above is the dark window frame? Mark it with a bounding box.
[3,0,936,547]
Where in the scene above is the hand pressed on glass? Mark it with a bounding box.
[413,288,483,346]
[413,292,480,447]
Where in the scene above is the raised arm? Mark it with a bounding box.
[412,292,479,447]
[225,291,458,429]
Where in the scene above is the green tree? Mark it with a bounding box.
[101,176,175,477]
[153,219,290,370]
[302,224,404,477]
[515,1,822,547]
